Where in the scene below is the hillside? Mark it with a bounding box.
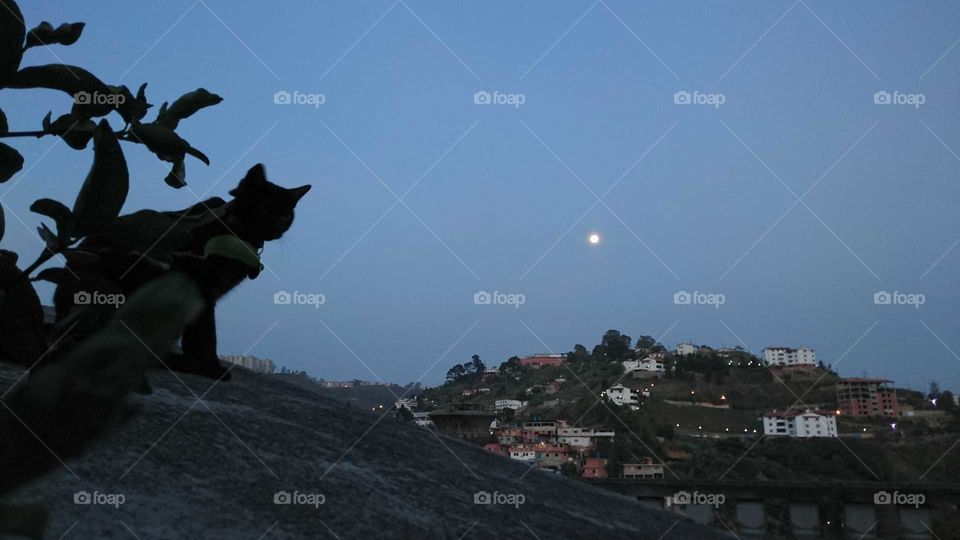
[267,372,411,410]
[419,346,960,484]
[0,361,721,540]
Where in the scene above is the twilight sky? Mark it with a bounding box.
[4,1,960,390]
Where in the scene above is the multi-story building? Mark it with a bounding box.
[676,343,699,356]
[522,421,559,439]
[219,355,275,373]
[837,378,900,417]
[622,356,665,373]
[762,410,838,438]
[604,385,638,406]
[555,427,615,449]
[495,399,524,412]
[763,347,816,367]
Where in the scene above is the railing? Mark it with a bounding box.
[592,479,960,539]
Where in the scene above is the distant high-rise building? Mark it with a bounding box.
[219,355,275,374]
[837,378,900,417]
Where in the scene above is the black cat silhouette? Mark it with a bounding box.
[54,164,310,380]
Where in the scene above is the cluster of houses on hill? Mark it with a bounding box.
[481,420,664,479]
[407,344,917,453]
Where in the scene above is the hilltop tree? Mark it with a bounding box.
[470,354,485,374]
[445,364,466,382]
[599,330,632,361]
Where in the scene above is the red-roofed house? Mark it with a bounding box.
[518,354,565,368]
[483,443,508,457]
[582,458,608,479]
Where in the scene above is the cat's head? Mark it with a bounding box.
[228,164,311,241]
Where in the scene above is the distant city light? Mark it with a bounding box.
[588,233,601,245]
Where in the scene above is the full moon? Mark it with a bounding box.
[588,233,601,245]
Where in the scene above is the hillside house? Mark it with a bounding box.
[622,356,665,374]
[604,385,638,406]
[536,445,574,470]
[622,457,664,479]
[508,446,536,462]
[483,443,508,457]
[557,427,613,449]
[480,368,500,381]
[582,458,608,479]
[495,399,524,412]
[518,354,565,368]
[412,412,433,428]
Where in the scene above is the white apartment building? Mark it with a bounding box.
[412,412,433,428]
[762,410,837,438]
[495,399,524,412]
[604,385,638,406]
[622,356,665,373]
[556,427,615,448]
[676,343,699,356]
[763,347,816,367]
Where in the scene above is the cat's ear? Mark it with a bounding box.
[288,185,311,203]
[230,164,268,196]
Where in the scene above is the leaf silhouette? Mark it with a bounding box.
[0,0,25,87]
[204,234,262,270]
[0,142,24,183]
[29,198,72,237]
[156,88,222,129]
[25,21,85,48]
[0,273,202,497]
[129,122,209,167]
[8,64,113,118]
[110,83,151,125]
[0,108,7,134]
[70,121,128,237]
[165,159,186,188]
[44,112,96,150]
